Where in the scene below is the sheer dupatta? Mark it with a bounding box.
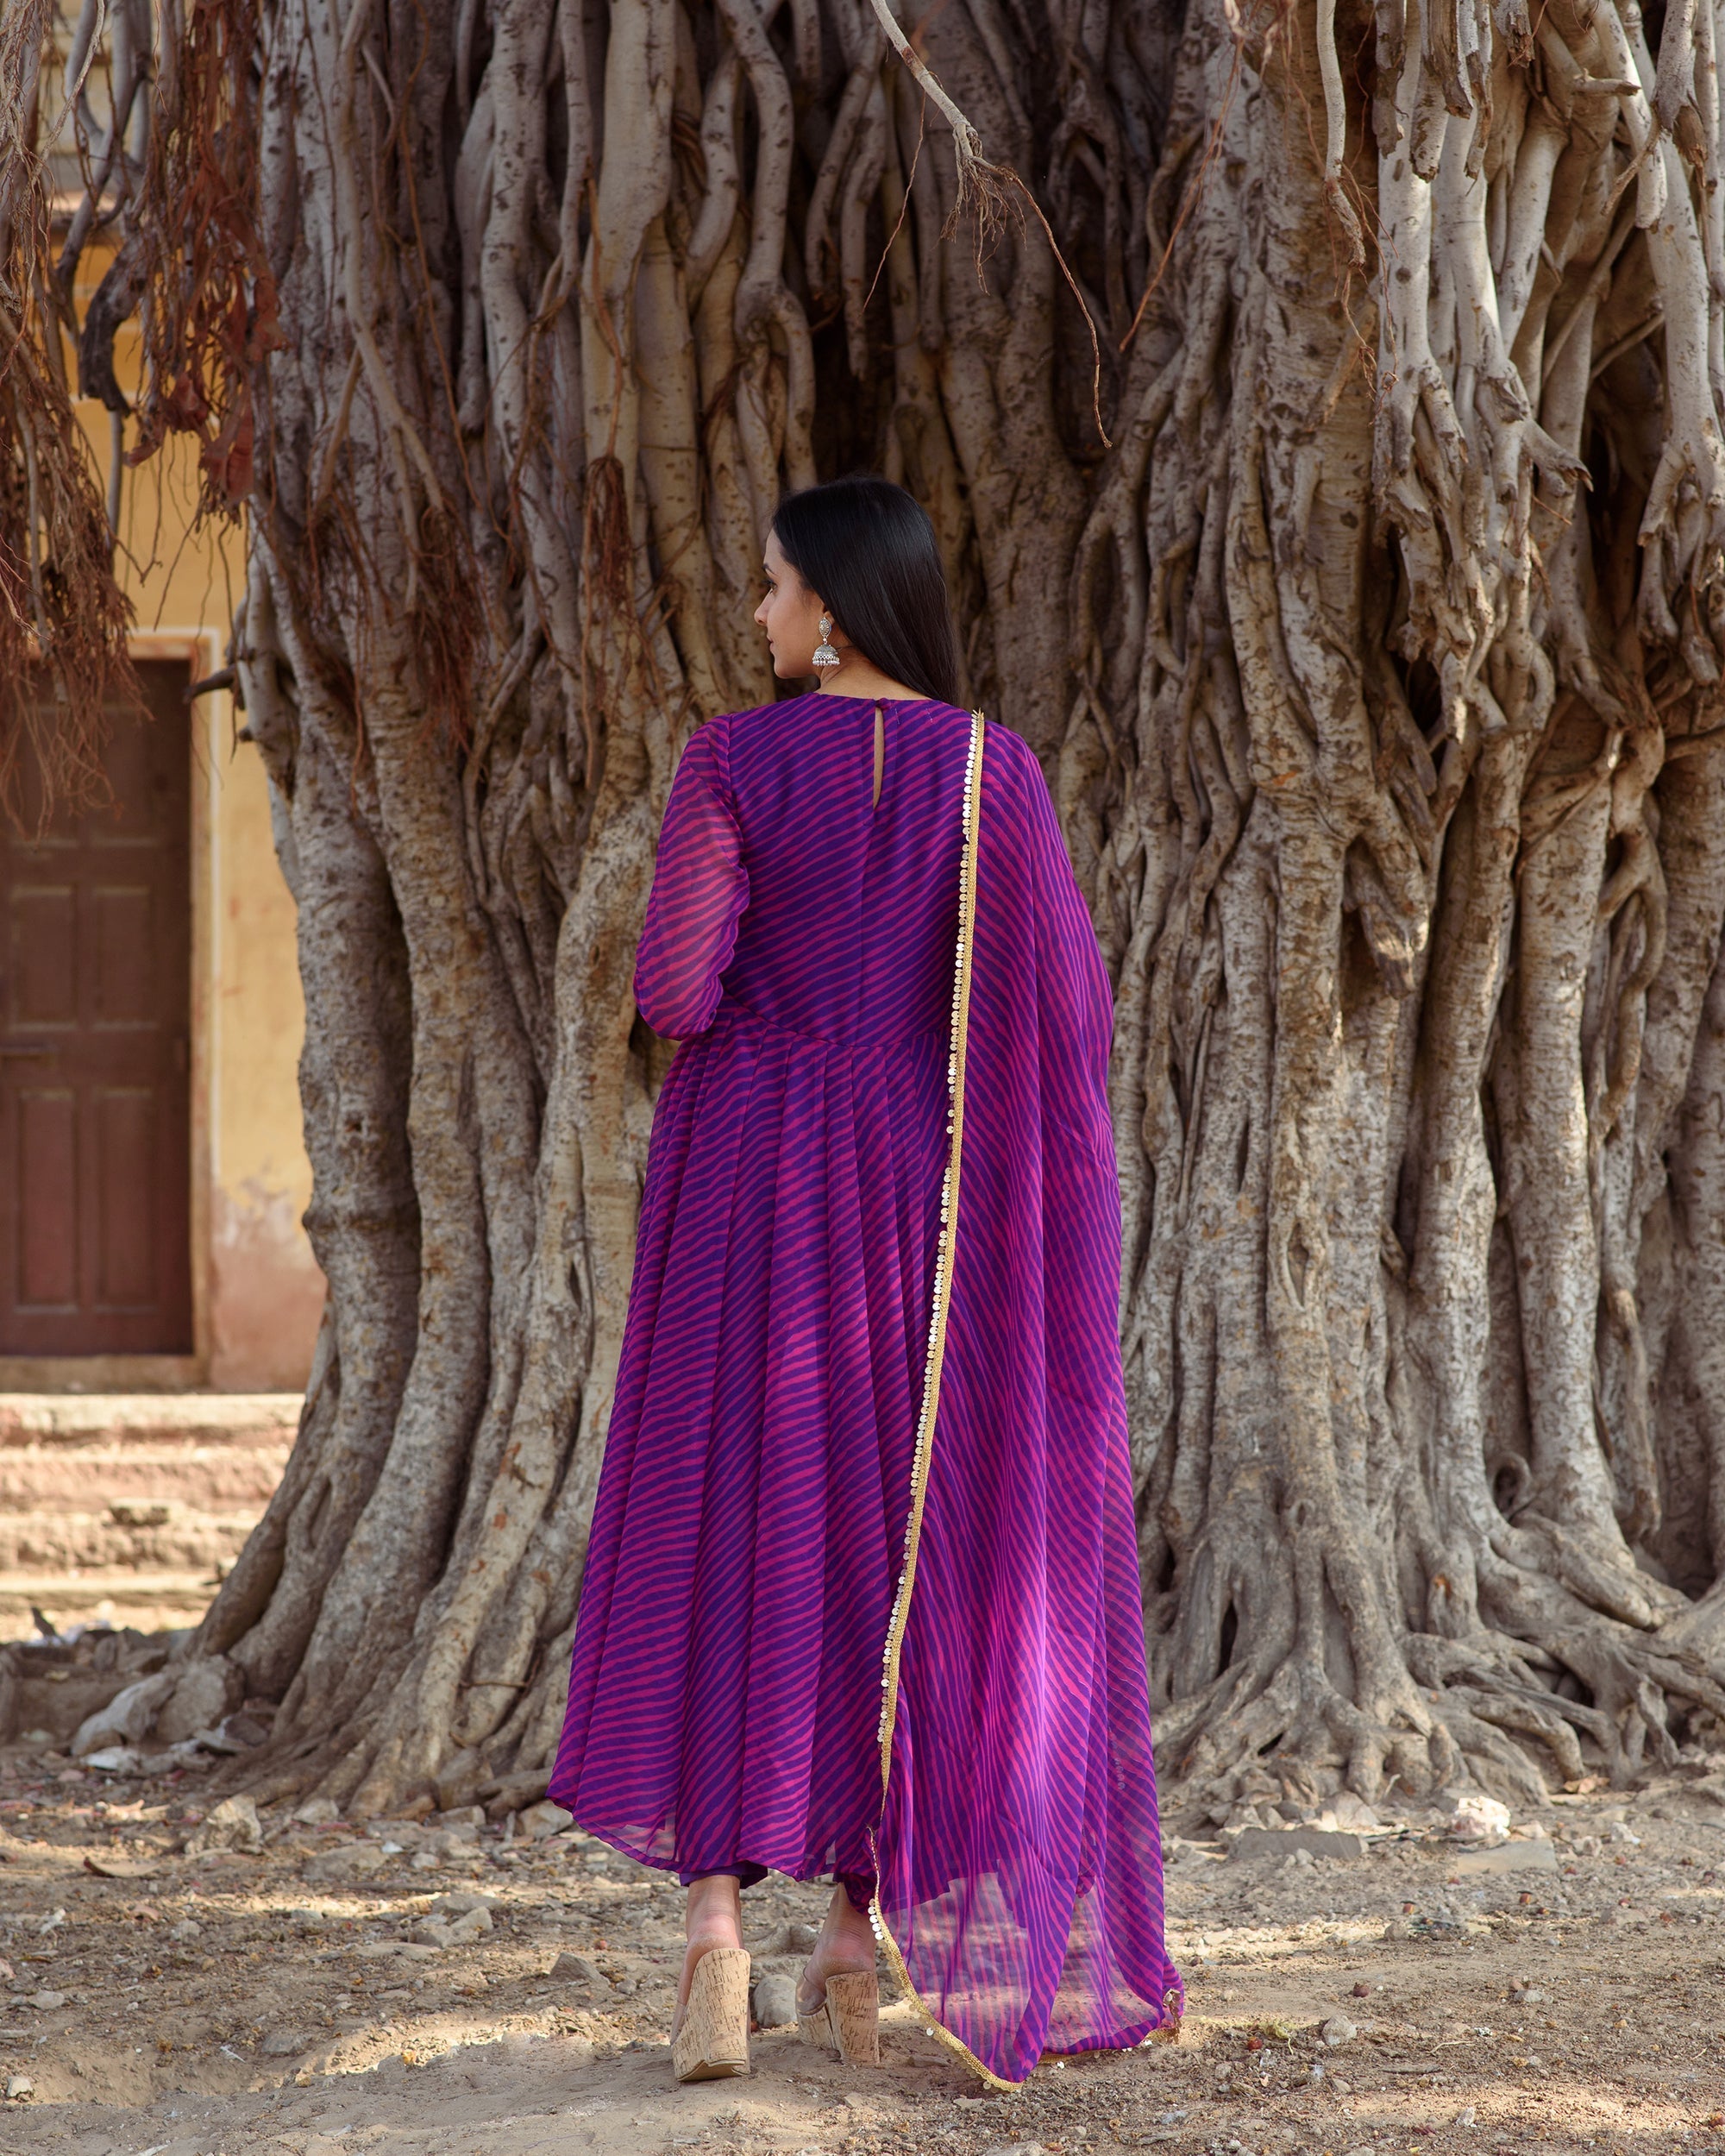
[869,713,1182,2085]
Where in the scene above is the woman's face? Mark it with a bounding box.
[754,530,831,680]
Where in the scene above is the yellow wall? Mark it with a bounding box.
[71,299,323,1393]
[204,688,325,1391]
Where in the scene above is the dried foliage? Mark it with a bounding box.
[117,0,281,504]
[0,0,133,827]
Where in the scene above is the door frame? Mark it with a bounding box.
[0,631,220,1392]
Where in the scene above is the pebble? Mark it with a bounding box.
[260,2028,314,2056]
[1448,1794,1511,1842]
[549,1952,605,1987]
[1320,2013,1358,2047]
[71,1671,178,1757]
[1229,1827,1364,1863]
[31,1990,67,2010]
[293,1798,341,1825]
[1452,1840,1556,1876]
[170,1920,203,1943]
[81,1746,146,1775]
[1385,1911,1465,1940]
[411,1904,487,1947]
[304,1843,387,1883]
[185,1795,263,1855]
[751,1970,800,2027]
[519,1801,574,1839]
[3,2075,31,2101]
[1454,2107,1477,2128]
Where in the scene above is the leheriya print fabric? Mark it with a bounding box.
[549,690,1180,2083]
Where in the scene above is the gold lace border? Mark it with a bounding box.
[865,710,1012,2090]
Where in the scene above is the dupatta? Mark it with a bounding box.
[868,712,1183,2085]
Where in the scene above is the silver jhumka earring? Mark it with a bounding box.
[812,612,841,674]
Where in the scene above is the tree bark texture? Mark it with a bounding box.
[12,0,1725,1820]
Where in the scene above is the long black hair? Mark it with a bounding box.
[772,475,960,706]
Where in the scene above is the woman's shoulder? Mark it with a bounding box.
[974,709,1026,745]
[974,713,1044,789]
[701,690,819,730]
[687,693,808,763]
[693,693,1034,770]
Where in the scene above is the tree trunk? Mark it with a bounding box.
[1103,0,1725,1820]
[11,0,1725,1820]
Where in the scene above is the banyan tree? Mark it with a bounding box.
[6,0,1725,1824]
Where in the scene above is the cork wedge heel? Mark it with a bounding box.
[671,1947,752,2083]
[797,1968,881,2065]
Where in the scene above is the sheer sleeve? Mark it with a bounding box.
[635,720,749,1038]
[1026,739,1115,1157]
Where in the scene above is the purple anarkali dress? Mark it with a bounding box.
[549,690,1181,2083]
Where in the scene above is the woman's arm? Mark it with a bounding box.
[635,720,750,1038]
[1025,747,1115,1142]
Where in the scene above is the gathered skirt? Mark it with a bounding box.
[548,998,949,1882]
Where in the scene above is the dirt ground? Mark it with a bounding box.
[0,1743,1722,2156]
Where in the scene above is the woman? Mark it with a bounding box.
[548,475,1181,2088]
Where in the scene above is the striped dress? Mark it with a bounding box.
[549,690,1180,2083]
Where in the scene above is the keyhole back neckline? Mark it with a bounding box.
[808,688,938,704]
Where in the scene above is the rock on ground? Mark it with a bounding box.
[154,1658,244,1747]
[184,1795,263,1854]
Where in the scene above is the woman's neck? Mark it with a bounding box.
[812,657,924,701]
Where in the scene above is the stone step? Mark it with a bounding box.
[0,1448,287,1510]
[0,1394,299,1644]
[0,1507,257,1571]
[0,1572,216,1643]
[0,1392,296,1524]
[0,1392,300,1451]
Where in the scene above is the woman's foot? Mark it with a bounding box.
[796,1883,875,2016]
[673,1874,745,2038]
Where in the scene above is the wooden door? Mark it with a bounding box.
[0,663,193,1355]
